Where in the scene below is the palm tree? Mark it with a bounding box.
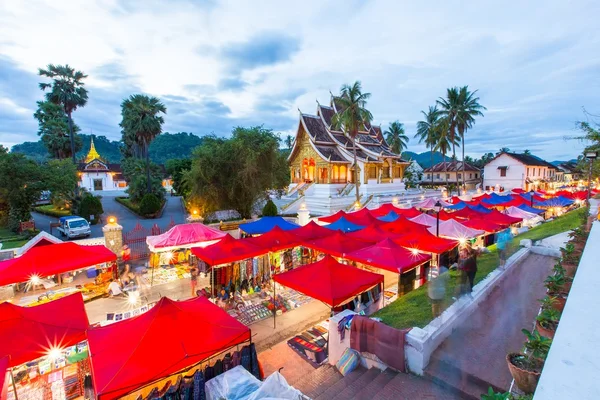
[384,121,409,156]
[415,106,441,185]
[454,86,486,188]
[523,149,532,155]
[434,118,452,187]
[285,135,294,150]
[331,81,373,205]
[120,95,167,193]
[497,147,511,155]
[38,64,88,165]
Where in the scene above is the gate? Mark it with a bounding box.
[123,218,178,261]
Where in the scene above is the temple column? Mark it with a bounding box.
[327,165,332,184]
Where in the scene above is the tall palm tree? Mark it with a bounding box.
[437,88,462,192]
[455,86,486,188]
[416,106,441,185]
[331,81,373,205]
[384,121,409,156]
[523,149,532,155]
[120,95,167,193]
[38,64,88,165]
[434,118,452,187]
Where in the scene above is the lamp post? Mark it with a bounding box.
[529,189,534,208]
[434,200,442,237]
[585,151,598,206]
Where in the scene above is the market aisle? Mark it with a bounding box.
[259,340,316,385]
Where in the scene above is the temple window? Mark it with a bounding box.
[368,166,377,179]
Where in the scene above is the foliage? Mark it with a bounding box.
[522,328,552,361]
[139,193,162,216]
[149,132,203,164]
[121,158,166,203]
[384,121,409,155]
[272,148,291,195]
[415,105,441,183]
[184,126,285,218]
[33,101,82,159]
[38,64,88,163]
[481,387,510,400]
[165,158,192,196]
[284,135,294,150]
[33,204,72,218]
[262,199,278,216]
[77,135,123,162]
[10,141,49,163]
[44,159,79,208]
[544,272,567,293]
[403,168,422,189]
[77,193,104,225]
[538,296,557,311]
[331,81,373,204]
[497,147,511,155]
[536,308,560,329]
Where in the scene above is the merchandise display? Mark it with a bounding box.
[141,265,191,286]
[287,321,329,367]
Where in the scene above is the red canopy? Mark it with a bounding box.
[501,195,528,208]
[344,208,379,226]
[290,221,334,241]
[273,255,383,307]
[0,293,89,367]
[448,196,462,205]
[369,203,400,217]
[191,234,265,265]
[0,356,8,400]
[0,242,116,287]
[449,207,484,220]
[244,226,303,252]
[146,223,226,251]
[88,296,250,400]
[461,219,503,233]
[395,207,423,218]
[346,238,431,274]
[394,231,458,254]
[305,231,372,258]
[436,210,456,221]
[346,224,401,243]
[318,210,347,223]
[474,209,522,226]
[512,188,525,194]
[380,216,430,235]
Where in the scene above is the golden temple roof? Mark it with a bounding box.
[84,136,102,163]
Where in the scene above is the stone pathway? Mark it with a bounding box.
[424,253,555,399]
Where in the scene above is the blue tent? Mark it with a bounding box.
[377,211,399,222]
[481,193,512,205]
[324,217,365,233]
[239,216,300,235]
[445,202,468,210]
[517,204,545,214]
[536,196,574,208]
[468,204,492,214]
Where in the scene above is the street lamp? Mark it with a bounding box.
[529,189,534,208]
[585,151,598,206]
[434,200,442,237]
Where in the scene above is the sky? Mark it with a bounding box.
[1,0,599,161]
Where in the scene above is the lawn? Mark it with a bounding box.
[373,207,586,330]
[33,204,72,218]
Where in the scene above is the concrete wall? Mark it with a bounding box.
[534,221,600,399]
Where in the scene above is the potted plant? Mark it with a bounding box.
[481,387,510,399]
[507,329,552,394]
[535,308,561,339]
[568,227,588,251]
[559,243,581,277]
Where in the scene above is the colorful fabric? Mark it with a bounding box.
[336,348,360,376]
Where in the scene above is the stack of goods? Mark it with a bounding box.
[383,286,398,305]
[279,289,312,309]
[229,303,272,326]
[287,322,329,367]
[263,294,291,316]
[142,265,191,285]
[63,364,81,400]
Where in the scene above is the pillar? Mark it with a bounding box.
[297,202,310,226]
[102,220,123,258]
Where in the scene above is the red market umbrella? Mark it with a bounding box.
[346,224,402,243]
[244,226,303,252]
[346,238,431,274]
[318,210,347,224]
[304,231,372,258]
[344,208,379,226]
[369,203,401,217]
[394,230,458,254]
[290,221,335,241]
[191,234,265,265]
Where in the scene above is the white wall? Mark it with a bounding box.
[483,154,527,190]
[80,172,127,192]
[422,171,480,183]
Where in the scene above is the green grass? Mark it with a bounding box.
[33,204,72,218]
[116,197,141,214]
[373,207,586,330]
[1,239,29,250]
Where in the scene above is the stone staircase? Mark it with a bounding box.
[291,364,462,399]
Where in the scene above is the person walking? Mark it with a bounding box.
[190,266,199,297]
[428,265,449,317]
[456,247,471,298]
[496,228,512,269]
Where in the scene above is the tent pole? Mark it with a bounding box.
[211,266,214,298]
[151,264,155,287]
[10,370,18,400]
[273,281,277,329]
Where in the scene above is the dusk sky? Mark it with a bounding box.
[1,0,599,160]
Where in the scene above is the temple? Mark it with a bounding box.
[285,96,410,214]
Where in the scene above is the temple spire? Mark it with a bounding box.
[85,136,101,163]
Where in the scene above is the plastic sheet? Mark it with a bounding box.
[205,366,306,400]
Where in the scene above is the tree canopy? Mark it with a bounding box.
[33,100,82,159]
[385,121,409,155]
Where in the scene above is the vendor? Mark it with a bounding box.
[218,288,229,301]
[106,279,123,297]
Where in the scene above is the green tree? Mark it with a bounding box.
[149,132,203,164]
[415,106,441,185]
[433,118,454,186]
[453,86,485,188]
[262,199,278,216]
[523,149,532,155]
[384,121,409,155]
[44,159,78,208]
[284,135,294,150]
[165,158,192,196]
[38,64,88,164]
[331,81,373,205]
[78,193,104,225]
[33,101,82,159]
[121,158,166,203]
[120,94,167,193]
[497,147,511,155]
[139,193,162,216]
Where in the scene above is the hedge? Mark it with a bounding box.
[33,205,72,218]
[115,196,165,219]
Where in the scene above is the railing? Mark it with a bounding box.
[341,184,356,197]
[362,194,375,208]
[280,195,304,212]
[287,182,305,196]
[337,182,351,196]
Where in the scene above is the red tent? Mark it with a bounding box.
[318,210,347,223]
[244,226,303,252]
[394,231,458,254]
[369,203,400,217]
[0,293,89,367]
[346,238,431,274]
[435,210,456,221]
[379,216,430,235]
[449,207,484,220]
[273,255,383,307]
[191,234,265,265]
[461,219,503,233]
[395,207,423,218]
[344,209,379,226]
[474,209,522,226]
[448,196,462,205]
[501,195,528,208]
[304,231,372,258]
[346,224,401,243]
[0,242,116,287]
[0,356,8,400]
[88,297,250,400]
[146,223,226,251]
[512,188,525,194]
[290,221,334,241]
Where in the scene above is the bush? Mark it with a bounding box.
[262,199,278,217]
[33,205,72,218]
[78,194,104,225]
[139,193,162,216]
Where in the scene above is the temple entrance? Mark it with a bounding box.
[93,179,103,191]
[302,158,315,182]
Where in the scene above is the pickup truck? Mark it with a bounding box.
[57,216,92,239]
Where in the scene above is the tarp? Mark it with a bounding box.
[413,198,452,210]
[324,217,365,233]
[346,238,431,274]
[512,188,525,194]
[394,231,458,254]
[0,293,89,367]
[468,204,493,214]
[478,209,523,226]
[505,206,544,223]
[448,196,463,205]
[536,196,575,208]
[272,255,383,307]
[239,217,300,235]
[304,231,371,258]
[520,193,546,202]
[499,195,528,208]
[484,192,513,205]
[244,226,303,252]
[379,216,430,235]
[0,356,8,400]
[376,211,399,222]
[518,204,545,215]
[443,208,475,220]
[369,203,400,217]
[437,210,457,221]
[289,221,334,241]
[394,207,423,218]
[317,210,347,224]
[346,224,401,243]
[409,213,438,227]
[191,234,265,265]
[89,297,251,400]
[146,223,226,252]
[427,218,485,239]
[0,242,116,287]
[344,208,379,226]
[445,201,468,210]
[461,219,503,233]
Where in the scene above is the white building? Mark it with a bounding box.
[483,152,557,192]
[422,160,481,190]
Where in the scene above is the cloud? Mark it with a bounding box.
[221,32,301,71]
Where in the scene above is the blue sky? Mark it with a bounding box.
[1,0,599,160]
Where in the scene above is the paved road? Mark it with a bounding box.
[32,192,187,239]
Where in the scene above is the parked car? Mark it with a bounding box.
[57,216,91,239]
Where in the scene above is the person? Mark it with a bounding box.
[121,245,131,264]
[190,266,199,297]
[496,228,512,268]
[428,265,449,317]
[457,244,480,297]
[106,279,123,297]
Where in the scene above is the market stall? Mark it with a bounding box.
[505,206,544,227]
[88,296,253,400]
[323,216,365,233]
[317,210,348,224]
[304,231,372,259]
[343,208,380,226]
[414,198,452,210]
[239,216,299,236]
[427,218,485,242]
[0,242,117,306]
[346,224,402,243]
[409,213,438,227]
[0,294,91,400]
[290,221,334,241]
[379,215,431,235]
